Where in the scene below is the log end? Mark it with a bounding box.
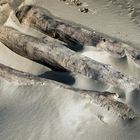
[93,92,137,120]
[97,39,126,58]
[16,5,33,23]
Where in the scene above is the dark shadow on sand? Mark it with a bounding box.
[39,71,75,85]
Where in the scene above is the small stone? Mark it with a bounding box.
[60,0,82,6]
[79,7,89,13]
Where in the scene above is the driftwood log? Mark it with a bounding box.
[0,63,136,120]
[15,5,140,65]
[15,5,126,58]
[0,26,139,91]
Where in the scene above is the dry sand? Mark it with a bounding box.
[0,0,140,140]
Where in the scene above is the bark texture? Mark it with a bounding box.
[0,26,139,91]
[0,63,136,120]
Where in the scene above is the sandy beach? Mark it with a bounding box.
[0,0,140,140]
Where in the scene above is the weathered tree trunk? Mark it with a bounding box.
[15,5,126,57]
[0,63,136,120]
[0,26,139,91]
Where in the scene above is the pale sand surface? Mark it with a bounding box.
[0,0,140,140]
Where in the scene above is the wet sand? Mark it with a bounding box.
[0,0,140,140]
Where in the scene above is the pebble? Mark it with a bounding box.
[79,7,89,13]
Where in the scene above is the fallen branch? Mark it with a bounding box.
[0,63,136,120]
[0,26,139,91]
